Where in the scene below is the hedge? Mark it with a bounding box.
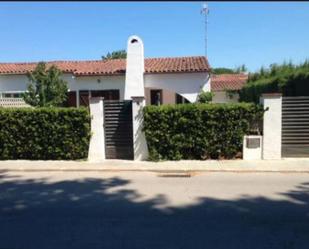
[143,103,264,161]
[0,107,91,160]
[239,72,309,103]
[239,61,309,103]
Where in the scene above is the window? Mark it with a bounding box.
[78,90,121,107]
[0,92,23,98]
[91,90,120,100]
[150,89,162,106]
[175,93,190,104]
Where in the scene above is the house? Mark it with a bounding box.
[0,36,211,107]
[211,73,248,103]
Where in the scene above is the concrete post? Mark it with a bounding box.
[261,93,282,159]
[131,97,148,161]
[88,97,105,162]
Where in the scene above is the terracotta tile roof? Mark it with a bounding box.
[145,56,210,74]
[0,56,210,76]
[211,74,248,91]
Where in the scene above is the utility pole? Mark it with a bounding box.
[201,3,209,58]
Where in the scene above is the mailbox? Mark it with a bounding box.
[243,135,262,160]
[246,137,261,149]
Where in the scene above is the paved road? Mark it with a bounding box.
[0,170,308,249]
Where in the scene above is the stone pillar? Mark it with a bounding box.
[88,97,105,162]
[131,97,148,161]
[261,93,282,159]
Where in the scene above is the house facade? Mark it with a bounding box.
[211,73,248,103]
[0,36,211,107]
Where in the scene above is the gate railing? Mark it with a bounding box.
[282,96,309,157]
[0,98,30,108]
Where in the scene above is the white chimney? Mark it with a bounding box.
[124,35,145,100]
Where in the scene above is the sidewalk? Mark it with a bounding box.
[0,159,309,173]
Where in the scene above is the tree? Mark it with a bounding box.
[102,50,127,60]
[23,62,68,107]
[235,64,247,73]
[212,67,235,74]
[212,64,247,75]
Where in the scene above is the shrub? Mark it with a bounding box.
[198,91,214,103]
[0,107,91,160]
[143,103,264,161]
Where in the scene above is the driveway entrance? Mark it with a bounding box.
[104,100,134,159]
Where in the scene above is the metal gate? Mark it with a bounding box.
[104,100,134,160]
[282,96,309,157]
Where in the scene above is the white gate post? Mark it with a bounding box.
[132,97,149,161]
[88,97,105,161]
[260,93,282,159]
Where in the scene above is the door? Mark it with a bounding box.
[79,90,90,107]
[282,96,309,157]
[150,89,162,105]
[104,100,134,160]
[66,91,77,107]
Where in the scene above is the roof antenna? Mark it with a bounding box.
[201,2,210,59]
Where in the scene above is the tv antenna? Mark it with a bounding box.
[201,2,209,58]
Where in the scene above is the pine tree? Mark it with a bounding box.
[102,50,127,60]
[235,64,247,73]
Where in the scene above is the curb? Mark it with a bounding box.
[1,168,309,173]
[0,159,309,173]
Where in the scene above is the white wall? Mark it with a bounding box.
[73,75,125,103]
[64,74,125,97]
[212,91,239,103]
[0,73,126,106]
[0,75,28,92]
[0,72,208,105]
[144,72,210,103]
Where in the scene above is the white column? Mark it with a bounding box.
[131,97,148,161]
[261,93,282,159]
[88,97,105,161]
[124,35,145,100]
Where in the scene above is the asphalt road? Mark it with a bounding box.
[0,170,308,249]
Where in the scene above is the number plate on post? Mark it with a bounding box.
[246,138,260,149]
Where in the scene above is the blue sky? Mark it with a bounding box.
[0,2,308,71]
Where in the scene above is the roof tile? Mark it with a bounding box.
[0,56,210,76]
[211,74,248,91]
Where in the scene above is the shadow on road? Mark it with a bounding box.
[0,170,308,249]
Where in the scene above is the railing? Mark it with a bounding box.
[0,98,31,108]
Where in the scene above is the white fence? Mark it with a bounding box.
[0,98,30,108]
